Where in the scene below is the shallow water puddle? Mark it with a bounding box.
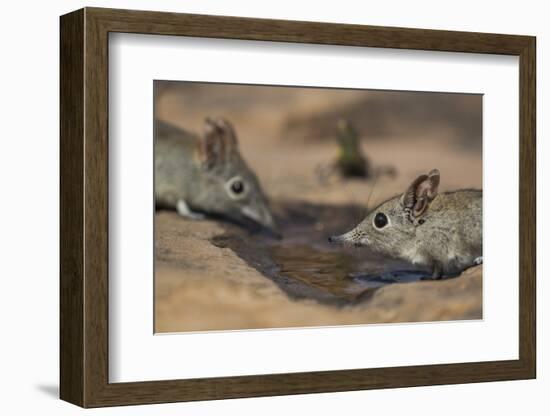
[268,244,430,303]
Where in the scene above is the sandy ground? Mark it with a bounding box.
[154,83,482,333]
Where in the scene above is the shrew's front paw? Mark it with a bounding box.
[176,199,205,220]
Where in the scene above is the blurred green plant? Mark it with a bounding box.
[335,119,370,178]
[315,119,396,185]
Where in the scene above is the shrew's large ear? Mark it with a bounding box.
[199,117,238,170]
[400,169,440,218]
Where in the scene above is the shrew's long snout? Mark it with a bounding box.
[328,228,366,246]
[328,234,346,243]
[240,205,281,239]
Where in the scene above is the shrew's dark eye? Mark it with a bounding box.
[374,212,388,229]
[230,180,244,194]
[226,176,248,200]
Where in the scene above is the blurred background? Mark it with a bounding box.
[155,82,482,207]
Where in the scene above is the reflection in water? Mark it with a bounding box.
[268,244,430,303]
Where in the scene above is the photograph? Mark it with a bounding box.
[154,81,483,333]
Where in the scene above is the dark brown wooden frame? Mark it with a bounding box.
[60,7,536,408]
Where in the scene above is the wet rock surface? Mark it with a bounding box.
[155,203,482,333]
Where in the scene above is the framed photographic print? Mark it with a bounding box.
[60,7,536,407]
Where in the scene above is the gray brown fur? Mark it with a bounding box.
[155,118,277,234]
[329,169,482,278]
